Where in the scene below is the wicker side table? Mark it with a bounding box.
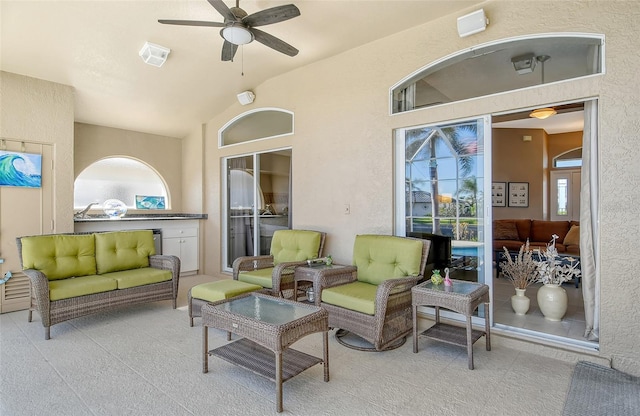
[202,292,329,413]
[293,264,357,305]
[412,279,490,370]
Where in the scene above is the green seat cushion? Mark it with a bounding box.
[238,267,274,289]
[191,280,262,302]
[353,235,423,285]
[271,230,322,265]
[101,267,172,289]
[20,234,97,280]
[49,275,117,301]
[321,281,377,315]
[95,230,155,274]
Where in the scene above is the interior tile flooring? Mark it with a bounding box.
[492,272,587,342]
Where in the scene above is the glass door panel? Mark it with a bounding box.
[224,150,292,270]
[397,117,490,286]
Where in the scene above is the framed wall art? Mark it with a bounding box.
[508,182,529,207]
[491,182,506,207]
[0,150,42,188]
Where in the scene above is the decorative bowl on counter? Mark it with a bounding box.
[102,199,127,219]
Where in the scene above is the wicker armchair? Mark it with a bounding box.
[318,235,431,351]
[232,229,326,297]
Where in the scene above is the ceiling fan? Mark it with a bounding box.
[159,0,300,62]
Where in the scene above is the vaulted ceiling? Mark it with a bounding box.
[1,0,484,138]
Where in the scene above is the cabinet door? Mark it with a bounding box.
[179,236,199,273]
[162,238,182,260]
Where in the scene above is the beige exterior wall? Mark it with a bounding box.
[74,122,183,212]
[187,1,640,375]
[0,71,74,232]
[3,1,639,376]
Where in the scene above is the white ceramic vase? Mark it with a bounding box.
[511,288,530,315]
[537,283,568,321]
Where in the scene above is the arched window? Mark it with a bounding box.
[391,34,604,113]
[554,148,582,168]
[74,157,169,210]
[219,108,294,147]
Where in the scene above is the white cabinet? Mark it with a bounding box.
[162,226,199,275]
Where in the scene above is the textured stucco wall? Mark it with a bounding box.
[74,122,183,212]
[188,1,640,375]
[0,71,74,232]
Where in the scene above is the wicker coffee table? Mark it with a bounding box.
[201,292,329,413]
[412,279,490,370]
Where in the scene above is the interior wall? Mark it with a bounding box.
[74,122,183,212]
[492,128,546,220]
[548,131,583,164]
[183,1,640,375]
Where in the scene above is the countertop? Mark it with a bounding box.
[74,213,207,222]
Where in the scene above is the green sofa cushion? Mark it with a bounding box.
[352,235,423,285]
[95,230,155,274]
[21,234,97,281]
[321,281,377,315]
[238,267,274,289]
[191,280,262,302]
[101,267,172,289]
[270,230,321,265]
[49,275,117,301]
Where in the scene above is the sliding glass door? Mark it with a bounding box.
[224,149,292,270]
[395,116,492,286]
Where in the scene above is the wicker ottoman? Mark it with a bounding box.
[188,280,263,327]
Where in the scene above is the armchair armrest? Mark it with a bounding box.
[374,275,421,315]
[232,255,274,280]
[272,260,310,295]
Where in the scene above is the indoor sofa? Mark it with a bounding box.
[17,230,180,339]
[493,219,580,255]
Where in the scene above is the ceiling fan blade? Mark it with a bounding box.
[158,19,225,27]
[251,28,298,57]
[221,40,238,61]
[242,4,300,27]
[207,0,237,22]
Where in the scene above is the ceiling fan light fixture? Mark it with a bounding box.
[530,107,557,119]
[222,25,253,45]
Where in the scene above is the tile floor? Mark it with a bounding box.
[0,273,580,415]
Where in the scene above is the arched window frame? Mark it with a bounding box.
[390,33,605,115]
[73,156,170,210]
[218,107,294,148]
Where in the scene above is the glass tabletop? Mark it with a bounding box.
[416,280,486,296]
[216,294,318,325]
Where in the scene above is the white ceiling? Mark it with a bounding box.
[493,111,584,135]
[1,0,484,138]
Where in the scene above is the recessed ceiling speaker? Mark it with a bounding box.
[457,9,489,38]
[139,42,170,67]
[237,91,255,105]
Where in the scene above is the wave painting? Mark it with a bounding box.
[0,151,42,188]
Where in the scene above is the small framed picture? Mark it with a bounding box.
[491,182,506,207]
[508,182,529,207]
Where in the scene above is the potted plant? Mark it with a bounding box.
[534,235,581,321]
[500,240,538,315]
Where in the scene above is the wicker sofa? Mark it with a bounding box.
[493,219,580,255]
[17,230,180,339]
